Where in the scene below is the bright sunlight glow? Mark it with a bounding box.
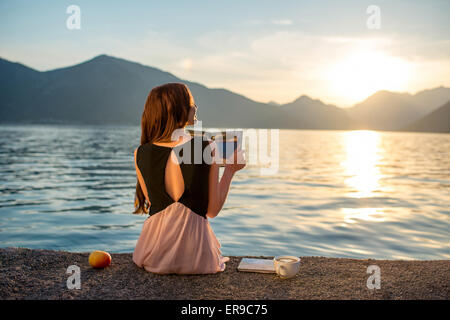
[341,130,382,198]
[328,50,412,104]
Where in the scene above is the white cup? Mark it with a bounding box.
[273,256,301,279]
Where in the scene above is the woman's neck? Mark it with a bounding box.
[154,129,190,144]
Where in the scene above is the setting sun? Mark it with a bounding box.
[328,50,412,104]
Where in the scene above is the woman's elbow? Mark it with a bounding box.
[206,204,220,219]
[206,209,219,219]
[206,196,220,218]
[206,212,216,219]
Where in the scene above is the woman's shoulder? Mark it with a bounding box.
[134,144,151,163]
[134,146,140,157]
[134,144,146,155]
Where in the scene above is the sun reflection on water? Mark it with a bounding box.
[341,207,386,224]
[342,130,382,198]
[340,130,386,225]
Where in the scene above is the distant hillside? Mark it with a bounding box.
[413,87,450,114]
[0,54,448,132]
[280,95,354,129]
[403,100,450,133]
[0,55,356,129]
[0,58,43,122]
[346,88,450,131]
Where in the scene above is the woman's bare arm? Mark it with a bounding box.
[206,141,245,218]
[206,163,235,218]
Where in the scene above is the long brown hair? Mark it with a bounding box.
[133,82,193,214]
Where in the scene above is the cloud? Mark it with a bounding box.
[192,30,450,106]
[179,58,193,71]
[271,19,293,26]
[5,25,448,107]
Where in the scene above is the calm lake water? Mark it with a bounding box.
[0,124,449,260]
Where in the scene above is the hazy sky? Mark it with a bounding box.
[1,0,449,107]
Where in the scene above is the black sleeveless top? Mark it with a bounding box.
[136,136,212,219]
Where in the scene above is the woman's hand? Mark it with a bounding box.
[224,147,246,173]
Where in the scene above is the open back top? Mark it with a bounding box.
[135,136,212,219]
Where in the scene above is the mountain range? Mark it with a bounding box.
[1,54,449,132]
[403,100,450,133]
[345,88,450,131]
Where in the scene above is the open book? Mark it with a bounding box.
[237,258,276,273]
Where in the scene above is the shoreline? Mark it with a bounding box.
[1,247,448,300]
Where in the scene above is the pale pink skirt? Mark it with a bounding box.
[133,202,230,274]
